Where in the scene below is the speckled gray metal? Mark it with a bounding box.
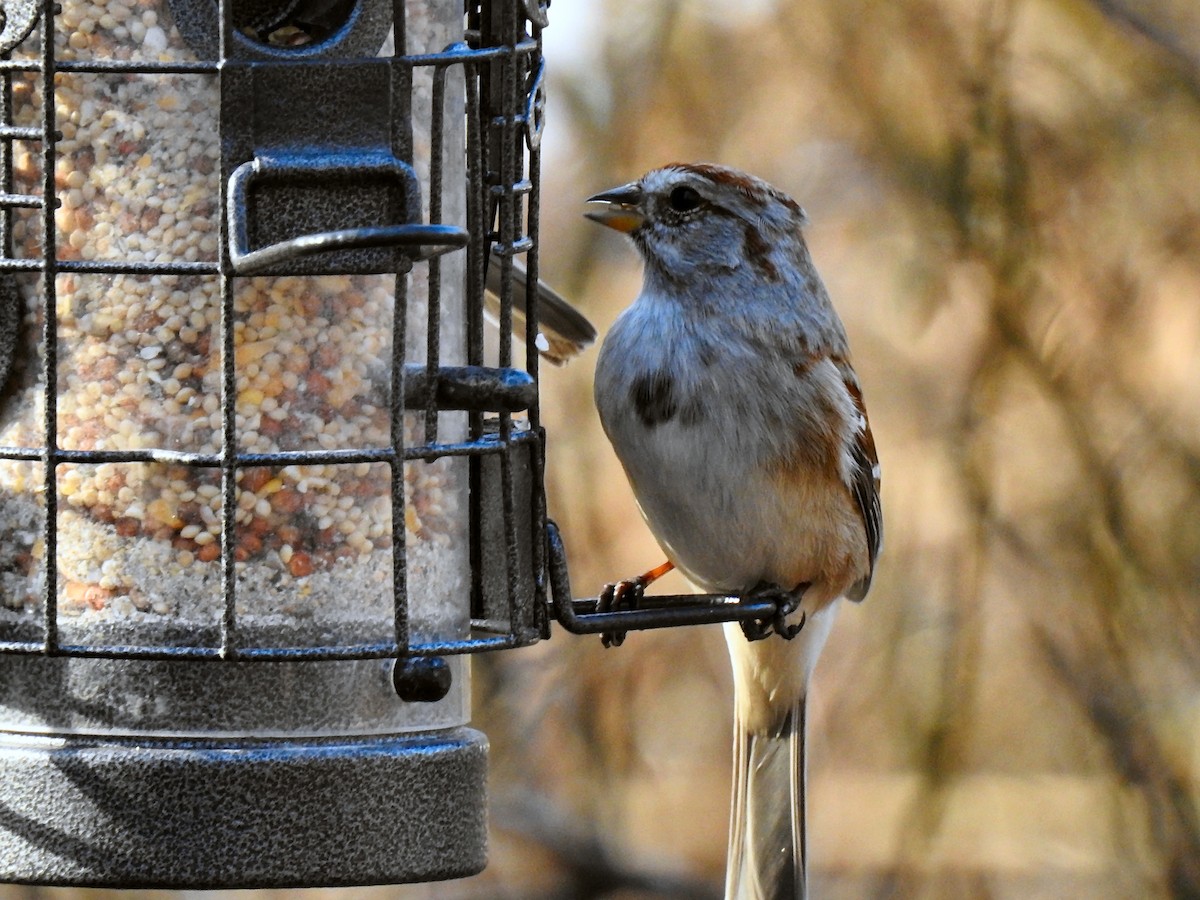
[0,653,469,736]
[0,0,40,53]
[0,727,487,888]
[0,276,21,405]
[221,57,426,277]
[476,433,542,642]
[0,652,486,886]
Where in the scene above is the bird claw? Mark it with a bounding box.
[597,577,647,648]
[739,583,809,643]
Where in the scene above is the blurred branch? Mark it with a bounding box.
[780,0,971,216]
[494,794,722,900]
[1082,0,1200,99]
[1036,626,1200,896]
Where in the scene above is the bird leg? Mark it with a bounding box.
[597,560,675,648]
[739,581,809,642]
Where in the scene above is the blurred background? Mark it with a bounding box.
[477,0,1200,896]
[7,0,1200,897]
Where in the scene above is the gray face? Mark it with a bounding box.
[621,166,810,289]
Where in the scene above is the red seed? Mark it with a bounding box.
[83,585,112,610]
[287,552,314,578]
[114,517,140,537]
[276,525,301,546]
[306,372,332,396]
[239,467,271,493]
[316,344,339,369]
[239,533,263,557]
[272,490,303,514]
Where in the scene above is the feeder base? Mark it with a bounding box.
[0,727,488,888]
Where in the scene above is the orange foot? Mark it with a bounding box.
[597,560,675,648]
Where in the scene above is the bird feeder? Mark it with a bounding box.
[0,0,552,886]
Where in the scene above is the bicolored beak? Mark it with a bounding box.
[585,182,645,233]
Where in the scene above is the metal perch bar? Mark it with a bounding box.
[545,521,793,636]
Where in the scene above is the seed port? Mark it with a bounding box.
[218,0,358,47]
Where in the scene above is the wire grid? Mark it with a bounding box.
[0,0,550,661]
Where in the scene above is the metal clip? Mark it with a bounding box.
[521,0,550,29]
[524,59,547,152]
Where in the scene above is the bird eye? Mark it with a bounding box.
[667,186,703,213]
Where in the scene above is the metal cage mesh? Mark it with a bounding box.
[0,0,551,661]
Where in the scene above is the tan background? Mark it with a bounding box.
[6,0,1200,897]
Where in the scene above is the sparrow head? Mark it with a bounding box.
[586,163,809,286]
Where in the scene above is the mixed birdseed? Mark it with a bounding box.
[0,0,470,644]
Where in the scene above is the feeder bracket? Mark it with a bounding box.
[544,521,799,638]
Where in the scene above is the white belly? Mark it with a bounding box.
[594,295,863,602]
[612,418,782,592]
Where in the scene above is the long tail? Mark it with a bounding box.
[725,695,807,900]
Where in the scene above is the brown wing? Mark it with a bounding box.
[835,359,882,601]
[484,253,597,365]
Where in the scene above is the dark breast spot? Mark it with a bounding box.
[631,371,678,427]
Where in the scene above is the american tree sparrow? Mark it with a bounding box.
[587,163,883,900]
